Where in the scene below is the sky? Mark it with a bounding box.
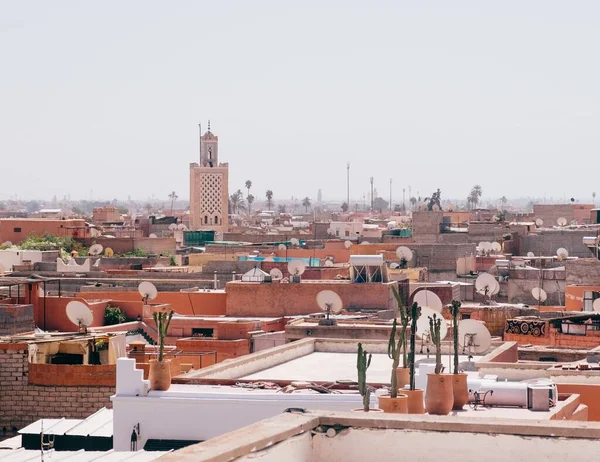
[1,1,599,204]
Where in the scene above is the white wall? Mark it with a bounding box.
[0,250,24,271]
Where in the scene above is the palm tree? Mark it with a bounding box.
[168,191,178,215]
[229,190,246,214]
[245,180,253,212]
[500,196,508,210]
[469,185,483,210]
[409,197,417,209]
[341,202,349,213]
[265,190,274,210]
[593,192,596,205]
[302,197,311,213]
[247,194,254,213]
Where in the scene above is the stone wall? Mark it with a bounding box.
[565,259,600,285]
[520,230,592,258]
[411,211,443,243]
[0,344,114,438]
[0,305,34,335]
[508,267,566,305]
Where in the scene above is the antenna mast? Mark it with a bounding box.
[346,161,350,209]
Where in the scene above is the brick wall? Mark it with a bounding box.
[0,344,114,437]
[520,230,593,258]
[28,363,115,387]
[0,305,34,335]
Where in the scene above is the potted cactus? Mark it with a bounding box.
[404,302,425,414]
[149,308,174,391]
[353,343,381,412]
[379,318,408,413]
[450,300,469,410]
[424,313,454,415]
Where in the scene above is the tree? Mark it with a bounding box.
[469,185,483,210]
[426,189,442,211]
[341,202,349,213]
[373,197,388,212]
[278,204,286,214]
[500,196,508,209]
[247,194,254,213]
[302,197,311,213]
[409,197,417,209]
[168,191,178,215]
[229,190,246,214]
[265,190,274,210]
[245,181,253,212]
[593,192,597,205]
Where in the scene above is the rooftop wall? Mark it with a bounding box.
[0,304,34,335]
[520,230,592,258]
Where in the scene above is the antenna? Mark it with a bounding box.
[396,246,413,262]
[416,309,448,354]
[316,290,343,326]
[104,247,114,257]
[324,260,334,267]
[491,242,502,253]
[168,223,178,231]
[557,217,568,227]
[413,290,443,313]
[138,281,158,304]
[475,273,498,303]
[269,268,283,280]
[290,238,300,246]
[458,319,492,358]
[287,260,306,282]
[592,299,600,312]
[532,287,547,303]
[88,244,104,257]
[178,224,188,231]
[66,301,94,333]
[556,248,569,260]
[344,240,352,249]
[2,240,13,247]
[535,218,544,227]
[149,233,158,239]
[389,262,400,269]
[278,244,287,251]
[527,251,535,258]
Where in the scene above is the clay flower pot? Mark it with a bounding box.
[149,359,171,391]
[395,368,410,390]
[452,373,469,410]
[425,373,454,415]
[379,394,408,414]
[404,389,425,414]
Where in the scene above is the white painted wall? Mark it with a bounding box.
[0,250,48,271]
[236,433,312,462]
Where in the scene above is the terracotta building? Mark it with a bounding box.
[189,122,229,233]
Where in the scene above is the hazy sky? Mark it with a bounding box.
[1,1,599,204]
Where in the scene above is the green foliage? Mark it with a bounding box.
[428,313,444,374]
[19,234,79,253]
[450,300,462,374]
[408,302,421,390]
[95,340,108,351]
[117,249,147,257]
[153,310,174,362]
[104,306,126,326]
[169,256,177,266]
[357,343,372,411]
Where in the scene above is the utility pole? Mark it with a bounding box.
[403,188,406,211]
[370,177,374,212]
[346,162,350,208]
[408,185,412,210]
[389,178,393,211]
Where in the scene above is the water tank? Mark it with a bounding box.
[349,255,384,266]
[583,236,599,247]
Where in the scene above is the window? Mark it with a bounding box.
[215,215,219,225]
[462,313,471,320]
[204,216,208,225]
[13,227,21,232]
[345,230,350,237]
[192,328,214,338]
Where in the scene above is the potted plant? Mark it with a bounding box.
[379,318,408,413]
[149,308,174,391]
[404,302,425,414]
[450,300,469,410]
[353,343,381,412]
[95,339,109,365]
[424,313,454,415]
[391,286,410,389]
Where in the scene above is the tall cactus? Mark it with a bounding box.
[450,300,461,374]
[357,342,372,411]
[408,302,421,390]
[152,309,174,362]
[428,313,444,374]
[391,286,409,368]
[387,319,401,398]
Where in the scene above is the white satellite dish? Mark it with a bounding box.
[532,287,547,303]
[316,290,343,325]
[557,217,568,227]
[413,290,443,313]
[592,299,600,312]
[3,241,12,247]
[178,224,188,231]
[66,301,94,332]
[491,242,502,252]
[290,238,300,246]
[278,244,287,251]
[396,246,413,261]
[535,218,544,227]
[287,260,306,276]
[527,252,535,258]
[149,233,158,239]
[475,273,497,296]
[344,240,352,249]
[390,262,400,269]
[327,228,333,235]
[269,268,283,280]
[458,319,492,355]
[490,279,500,295]
[324,260,334,267]
[168,223,178,231]
[88,244,104,256]
[416,308,448,342]
[556,248,569,259]
[138,281,158,303]
[360,241,370,245]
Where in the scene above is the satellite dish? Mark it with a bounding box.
[556,248,569,259]
[3,241,12,247]
[104,247,114,257]
[88,244,104,256]
[149,233,158,239]
[316,290,343,326]
[490,279,500,295]
[413,290,443,313]
[178,224,188,231]
[324,260,334,267]
[535,218,544,227]
[491,242,502,252]
[390,262,400,269]
[532,287,547,303]
[416,308,448,342]
[278,244,287,251]
[344,240,352,249]
[168,223,178,231]
[287,260,306,276]
[269,268,283,280]
[290,238,300,246]
[592,299,600,312]
[327,228,333,235]
[475,273,497,296]
[557,217,568,227]
[66,301,93,332]
[458,319,492,355]
[396,246,413,261]
[527,252,535,258]
[138,281,158,303]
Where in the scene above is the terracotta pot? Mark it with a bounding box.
[425,373,454,415]
[452,373,469,410]
[395,368,410,390]
[404,389,425,414]
[379,394,408,414]
[149,359,171,391]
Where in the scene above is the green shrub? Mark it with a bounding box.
[104,306,126,325]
